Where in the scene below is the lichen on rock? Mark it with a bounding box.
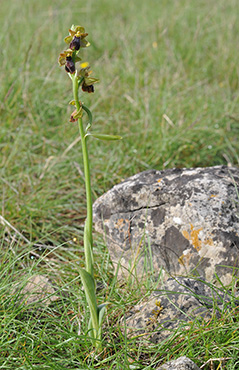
[93,165,239,285]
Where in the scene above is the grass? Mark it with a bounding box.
[1,0,239,368]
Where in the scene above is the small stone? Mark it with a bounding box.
[123,276,237,343]
[15,274,59,305]
[156,356,200,370]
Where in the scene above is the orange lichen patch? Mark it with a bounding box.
[204,237,214,246]
[182,224,202,252]
[182,230,190,240]
[190,224,203,251]
[115,218,129,229]
[157,178,162,183]
[181,227,214,259]
[210,194,217,198]
[116,218,124,228]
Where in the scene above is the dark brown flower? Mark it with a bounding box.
[64,26,89,49]
[65,56,75,74]
[82,82,94,93]
[70,36,81,51]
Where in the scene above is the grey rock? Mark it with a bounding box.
[14,274,59,305]
[93,165,239,284]
[123,277,235,343]
[156,356,200,370]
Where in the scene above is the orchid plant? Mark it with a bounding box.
[58,25,121,349]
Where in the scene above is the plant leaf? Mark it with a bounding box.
[98,303,107,327]
[79,268,99,337]
[86,133,122,141]
[84,222,93,276]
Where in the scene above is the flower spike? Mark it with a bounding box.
[58,25,122,350]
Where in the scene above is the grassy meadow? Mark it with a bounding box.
[1,0,239,368]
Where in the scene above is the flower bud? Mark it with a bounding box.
[69,106,83,122]
[70,109,78,122]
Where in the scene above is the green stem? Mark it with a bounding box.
[72,74,93,276]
